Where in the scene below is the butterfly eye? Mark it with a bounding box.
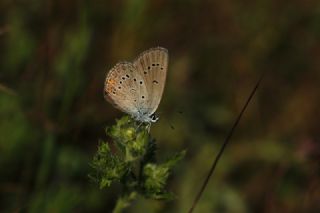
[149,113,158,122]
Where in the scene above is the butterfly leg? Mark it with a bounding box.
[135,121,144,132]
[146,122,151,133]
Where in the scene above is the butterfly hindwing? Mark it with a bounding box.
[104,62,147,115]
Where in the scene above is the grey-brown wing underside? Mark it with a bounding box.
[104,62,147,115]
[133,47,169,114]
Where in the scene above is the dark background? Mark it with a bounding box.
[1,0,320,212]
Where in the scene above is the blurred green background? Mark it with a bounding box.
[1,0,320,212]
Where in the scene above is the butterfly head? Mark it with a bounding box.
[149,113,159,123]
[134,111,159,123]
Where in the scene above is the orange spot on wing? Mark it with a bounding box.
[107,78,116,85]
[106,78,117,94]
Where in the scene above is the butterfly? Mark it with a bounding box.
[104,47,169,124]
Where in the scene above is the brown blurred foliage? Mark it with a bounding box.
[0,0,320,212]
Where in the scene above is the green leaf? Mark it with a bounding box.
[125,129,149,161]
[142,163,169,196]
[164,150,187,168]
[107,116,136,143]
[89,142,129,189]
[141,150,186,200]
[113,192,138,213]
[146,191,175,200]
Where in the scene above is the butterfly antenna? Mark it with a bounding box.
[157,111,176,130]
[188,71,266,213]
[168,109,185,130]
[169,108,186,129]
[169,122,175,130]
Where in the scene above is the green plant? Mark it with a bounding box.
[89,116,185,212]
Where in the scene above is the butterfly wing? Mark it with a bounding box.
[133,47,169,115]
[104,62,148,115]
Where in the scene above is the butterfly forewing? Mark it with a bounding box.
[104,62,148,115]
[133,47,169,114]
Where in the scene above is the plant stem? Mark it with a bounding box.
[112,192,137,213]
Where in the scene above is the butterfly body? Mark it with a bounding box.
[104,47,168,123]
